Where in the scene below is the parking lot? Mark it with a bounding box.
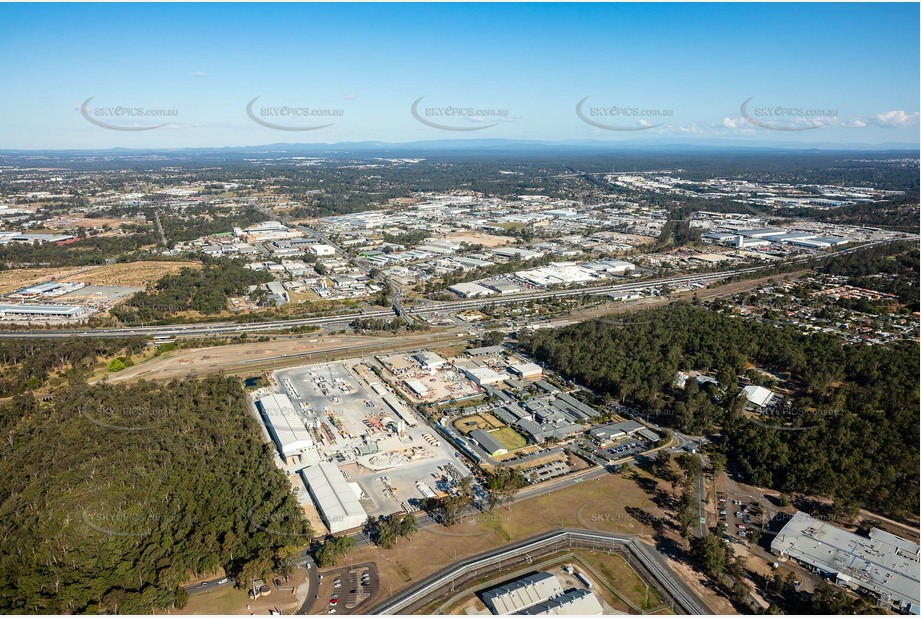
[312,563,379,615]
[717,492,760,544]
[582,437,652,463]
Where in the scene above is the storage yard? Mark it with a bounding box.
[264,360,474,523]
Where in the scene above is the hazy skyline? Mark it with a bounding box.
[1,2,918,149]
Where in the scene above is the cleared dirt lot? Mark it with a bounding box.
[0,266,96,294]
[0,260,201,294]
[59,260,201,287]
[445,232,513,248]
[103,330,469,384]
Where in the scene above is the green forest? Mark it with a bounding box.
[0,376,310,613]
[110,259,272,324]
[0,337,147,396]
[520,303,919,517]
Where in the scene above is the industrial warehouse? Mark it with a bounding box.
[0,303,92,321]
[300,462,368,534]
[771,511,920,614]
[256,393,315,461]
[480,571,604,615]
[253,359,475,528]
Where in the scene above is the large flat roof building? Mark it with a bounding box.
[771,511,920,614]
[508,363,543,379]
[517,588,604,615]
[257,394,313,458]
[469,428,508,457]
[482,572,564,615]
[465,367,507,387]
[0,303,91,319]
[301,462,368,534]
[589,420,646,442]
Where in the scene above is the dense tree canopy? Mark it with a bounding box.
[520,303,919,517]
[0,376,310,614]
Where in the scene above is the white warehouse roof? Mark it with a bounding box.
[772,511,920,613]
[517,588,604,615]
[742,385,775,407]
[257,394,313,457]
[301,462,368,534]
[482,572,564,614]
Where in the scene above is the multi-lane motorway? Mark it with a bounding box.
[0,240,893,340]
[0,268,756,339]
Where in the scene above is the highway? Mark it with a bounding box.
[0,240,891,341]
[0,268,754,339]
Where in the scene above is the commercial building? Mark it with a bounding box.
[257,394,313,459]
[301,462,368,533]
[742,385,776,408]
[0,303,92,320]
[482,572,564,614]
[465,367,507,387]
[771,511,920,614]
[508,363,543,379]
[414,351,447,370]
[404,379,430,398]
[309,244,336,256]
[588,420,646,443]
[469,428,508,457]
[448,282,496,298]
[466,345,505,357]
[517,588,604,615]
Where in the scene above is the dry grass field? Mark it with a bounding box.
[445,232,514,248]
[0,260,201,294]
[0,266,94,294]
[59,260,201,288]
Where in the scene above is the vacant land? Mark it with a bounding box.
[572,549,665,612]
[59,260,201,287]
[103,329,469,384]
[0,266,96,293]
[446,232,514,248]
[0,260,202,295]
[344,471,665,602]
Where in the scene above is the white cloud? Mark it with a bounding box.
[191,71,209,78]
[341,93,356,100]
[873,110,919,127]
[719,117,739,129]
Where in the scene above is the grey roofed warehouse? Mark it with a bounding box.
[481,572,564,614]
[300,462,368,534]
[469,428,508,457]
[771,511,920,614]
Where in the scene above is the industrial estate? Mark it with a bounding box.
[1,3,919,615]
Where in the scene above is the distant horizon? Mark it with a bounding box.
[0,137,919,155]
[1,3,918,150]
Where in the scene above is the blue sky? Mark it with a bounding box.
[0,3,918,149]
